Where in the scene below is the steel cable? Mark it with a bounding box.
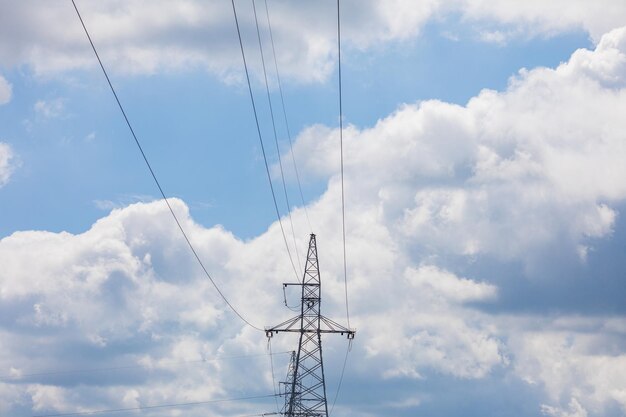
[71,0,263,332]
[252,0,303,274]
[32,394,282,417]
[263,0,314,234]
[231,0,300,281]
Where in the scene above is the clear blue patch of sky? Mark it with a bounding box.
[341,17,592,126]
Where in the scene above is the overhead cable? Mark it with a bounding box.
[252,0,303,273]
[1,351,292,382]
[263,0,314,234]
[32,394,282,417]
[70,0,263,332]
[337,0,351,330]
[330,2,353,414]
[267,339,282,415]
[328,342,351,416]
[231,0,300,281]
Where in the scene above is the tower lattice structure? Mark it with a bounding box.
[267,234,355,417]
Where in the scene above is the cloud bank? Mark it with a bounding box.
[289,26,626,263]
[1,0,626,82]
[2,8,626,417]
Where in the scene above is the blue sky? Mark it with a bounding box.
[1,1,626,417]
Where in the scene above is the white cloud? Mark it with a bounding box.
[406,264,497,304]
[288,26,626,262]
[1,1,626,81]
[365,265,504,380]
[0,199,279,416]
[2,18,626,417]
[509,319,626,416]
[0,195,506,415]
[0,75,11,105]
[0,0,439,82]
[0,143,16,187]
[460,0,626,42]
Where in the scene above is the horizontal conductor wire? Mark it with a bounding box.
[32,394,282,417]
[1,351,292,382]
[70,0,263,332]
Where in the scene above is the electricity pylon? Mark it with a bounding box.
[278,351,298,414]
[266,234,355,417]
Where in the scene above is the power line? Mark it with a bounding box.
[1,351,292,382]
[282,283,301,312]
[230,0,300,281]
[267,339,281,415]
[70,0,263,332]
[263,0,314,234]
[252,0,303,273]
[337,0,351,331]
[329,2,353,415]
[328,343,351,416]
[31,393,282,417]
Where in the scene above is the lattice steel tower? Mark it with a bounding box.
[266,234,355,417]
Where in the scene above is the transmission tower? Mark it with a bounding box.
[267,234,355,417]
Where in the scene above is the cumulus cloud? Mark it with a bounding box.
[3,18,626,417]
[0,75,11,105]
[460,0,626,42]
[0,194,505,415]
[0,0,438,82]
[365,265,504,380]
[509,317,626,416]
[288,26,626,262]
[1,1,626,81]
[0,199,283,416]
[274,27,626,412]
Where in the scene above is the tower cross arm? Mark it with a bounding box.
[265,315,301,337]
[266,315,355,339]
[319,315,355,338]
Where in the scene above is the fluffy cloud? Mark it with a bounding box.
[3,16,626,417]
[0,143,15,187]
[2,1,626,81]
[365,265,503,380]
[0,75,11,105]
[0,0,439,82]
[509,317,626,416]
[279,27,626,413]
[289,26,626,262]
[0,199,287,416]
[0,193,506,416]
[460,0,626,42]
